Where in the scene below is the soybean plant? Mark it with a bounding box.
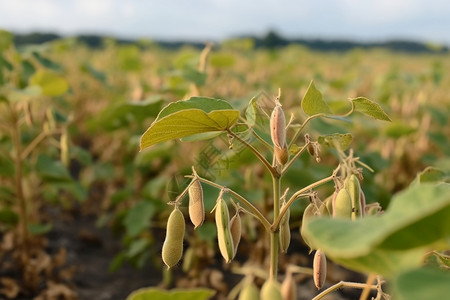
[140,83,392,299]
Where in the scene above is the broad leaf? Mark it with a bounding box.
[126,288,215,300]
[140,97,239,150]
[318,133,353,151]
[393,267,450,300]
[30,70,68,97]
[36,155,72,182]
[301,81,332,116]
[302,183,450,277]
[124,201,156,237]
[351,97,391,121]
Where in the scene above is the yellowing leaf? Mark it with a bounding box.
[301,81,332,116]
[30,70,68,97]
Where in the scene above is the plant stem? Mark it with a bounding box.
[269,176,281,280]
[312,281,378,300]
[10,110,30,266]
[281,141,309,175]
[227,129,278,177]
[195,176,271,232]
[359,273,377,300]
[272,174,334,231]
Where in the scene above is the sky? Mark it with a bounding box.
[1,0,450,45]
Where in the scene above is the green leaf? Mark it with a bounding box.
[124,201,156,237]
[351,97,391,121]
[413,167,447,184]
[94,96,163,131]
[318,133,353,151]
[0,29,13,51]
[30,70,68,97]
[32,51,63,72]
[302,183,450,277]
[301,81,332,116]
[126,287,215,300]
[36,155,72,182]
[140,97,239,150]
[28,223,52,235]
[0,209,19,225]
[126,238,150,258]
[393,267,450,300]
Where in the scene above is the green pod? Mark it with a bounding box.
[345,175,362,220]
[162,207,185,268]
[300,203,317,250]
[333,188,352,219]
[238,281,259,300]
[261,279,283,300]
[230,212,241,259]
[215,197,234,263]
[279,205,291,253]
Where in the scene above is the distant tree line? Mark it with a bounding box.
[11,31,449,54]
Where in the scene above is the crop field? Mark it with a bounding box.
[0,30,449,300]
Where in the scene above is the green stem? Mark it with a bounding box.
[269,176,281,280]
[195,176,271,232]
[289,114,324,148]
[312,281,378,300]
[281,141,309,175]
[272,174,334,231]
[227,129,278,177]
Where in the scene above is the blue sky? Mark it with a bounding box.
[1,0,450,45]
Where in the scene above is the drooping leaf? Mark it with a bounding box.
[351,97,391,121]
[30,70,68,97]
[140,97,239,150]
[32,51,63,72]
[301,81,332,116]
[318,133,353,151]
[393,267,450,300]
[245,97,258,127]
[28,223,52,235]
[302,183,450,277]
[93,96,163,131]
[36,155,72,182]
[124,201,156,237]
[126,287,215,300]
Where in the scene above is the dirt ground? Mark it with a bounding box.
[4,200,374,300]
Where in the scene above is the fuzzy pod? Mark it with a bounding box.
[275,144,289,165]
[313,249,327,289]
[182,246,195,273]
[270,104,286,149]
[359,190,366,217]
[238,281,259,300]
[345,175,362,220]
[281,272,297,300]
[261,279,283,300]
[332,188,352,219]
[60,132,70,167]
[300,203,317,250]
[188,179,204,229]
[162,207,185,268]
[215,197,234,263]
[279,205,291,253]
[230,212,241,259]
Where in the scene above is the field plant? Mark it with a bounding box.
[129,76,450,300]
[0,30,82,298]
